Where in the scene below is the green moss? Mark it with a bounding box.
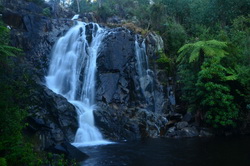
[43,7,51,17]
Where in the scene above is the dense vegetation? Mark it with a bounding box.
[0,20,40,165]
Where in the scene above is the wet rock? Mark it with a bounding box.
[167,126,176,133]
[168,113,183,121]
[80,12,97,23]
[165,120,176,128]
[97,28,134,72]
[199,129,214,137]
[165,126,177,137]
[182,112,194,123]
[61,142,89,162]
[24,2,43,14]
[2,9,24,28]
[178,127,199,137]
[176,121,188,130]
[107,16,122,24]
[94,105,140,140]
[94,104,165,140]
[96,28,166,114]
[48,142,89,162]
[98,73,120,103]
[146,32,164,56]
[165,126,200,138]
[26,117,51,132]
[42,87,78,144]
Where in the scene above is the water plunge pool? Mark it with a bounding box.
[79,137,250,166]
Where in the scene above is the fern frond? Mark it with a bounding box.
[189,47,200,63]
[177,43,193,63]
[0,45,22,57]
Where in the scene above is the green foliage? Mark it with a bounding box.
[156,50,170,70]
[0,21,38,166]
[177,39,240,128]
[97,5,115,21]
[43,7,51,17]
[0,158,7,166]
[0,24,22,59]
[70,0,96,13]
[177,40,228,63]
[163,20,187,55]
[196,59,239,127]
[149,2,166,30]
[132,3,151,28]
[121,22,148,35]
[45,153,77,166]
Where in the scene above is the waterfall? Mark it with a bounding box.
[45,22,110,147]
[135,36,154,108]
[135,37,149,78]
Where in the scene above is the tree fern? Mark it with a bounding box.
[177,39,239,128]
[177,40,228,64]
[0,24,22,60]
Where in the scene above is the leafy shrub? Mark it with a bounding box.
[177,40,239,128]
[43,7,51,17]
[0,20,37,166]
[0,158,7,166]
[122,22,148,35]
[156,50,170,70]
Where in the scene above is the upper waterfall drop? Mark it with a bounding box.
[45,21,110,147]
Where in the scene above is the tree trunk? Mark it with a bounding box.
[76,0,80,13]
[98,0,102,8]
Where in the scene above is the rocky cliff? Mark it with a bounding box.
[2,0,169,148]
[94,28,167,140]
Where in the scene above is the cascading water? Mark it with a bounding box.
[135,37,149,78]
[45,22,110,147]
[135,36,154,105]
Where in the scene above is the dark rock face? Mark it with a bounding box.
[94,104,167,140]
[182,112,194,123]
[163,113,214,138]
[165,125,199,138]
[176,121,189,130]
[96,28,137,107]
[26,84,78,148]
[107,16,122,24]
[94,28,167,140]
[96,28,166,111]
[80,12,98,23]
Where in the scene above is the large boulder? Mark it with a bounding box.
[94,103,167,140]
[27,85,78,147]
[48,142,89,162]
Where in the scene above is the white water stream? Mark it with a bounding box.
[45,22,110,147]
[135,36,154,103]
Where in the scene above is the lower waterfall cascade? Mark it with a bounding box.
[45,21,111,147]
